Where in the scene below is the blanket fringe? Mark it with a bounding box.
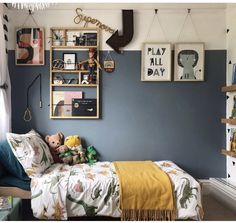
[121,209,176,221]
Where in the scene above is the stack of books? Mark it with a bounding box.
[0,196,12,211]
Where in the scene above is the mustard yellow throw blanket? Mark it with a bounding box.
[113,161,176,221]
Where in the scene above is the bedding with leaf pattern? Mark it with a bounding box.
[30,161,203,220]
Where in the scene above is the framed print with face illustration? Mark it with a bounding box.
[141,42,172,81]
[174,43,204,81]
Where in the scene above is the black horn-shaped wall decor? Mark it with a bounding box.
[3,15,8,22]
[106,10,134,54]
[3,24,8,32]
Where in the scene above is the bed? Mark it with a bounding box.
[28,160,203,220]
[0,134,203,221]
[0,160,203,220]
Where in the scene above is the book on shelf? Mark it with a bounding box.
[230,128,236,153]
[0,196,12,211]
[232,63,236,85]
[52,91,83,116]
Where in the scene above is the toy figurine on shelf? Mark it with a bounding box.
[79,48,102,84]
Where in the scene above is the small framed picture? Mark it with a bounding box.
[174,43,204,81]
[84,32,97,46]
[63,53,76,70]
[104,60,115,73]
[141,42,172,81]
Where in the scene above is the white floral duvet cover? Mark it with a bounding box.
[31,161,203,220]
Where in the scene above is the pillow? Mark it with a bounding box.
[0,140,30,181]
[6,130,54,178]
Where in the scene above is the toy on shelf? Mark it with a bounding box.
[79,48,102,84]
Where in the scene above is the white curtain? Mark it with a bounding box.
[0,14,11,140]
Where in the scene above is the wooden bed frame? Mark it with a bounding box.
[0,187,31,199]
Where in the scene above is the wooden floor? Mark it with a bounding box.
[202,194,236,221]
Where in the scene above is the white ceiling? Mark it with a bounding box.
[8,3,227,11]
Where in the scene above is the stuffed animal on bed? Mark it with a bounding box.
[86,146,98,164]
[57,145,73,164]
[45,132,68,163]
[64,135,87,164]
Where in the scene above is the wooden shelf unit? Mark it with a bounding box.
[50,27,100,119]
[221,149,236,158]
[221,84,236,93]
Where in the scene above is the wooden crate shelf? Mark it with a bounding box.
[221,118,236,124]
[221,84,236,92]
[221,149,236,158]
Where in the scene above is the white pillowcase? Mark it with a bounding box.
[6,129,54,178]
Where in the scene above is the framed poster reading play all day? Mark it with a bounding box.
[141,42,171,81]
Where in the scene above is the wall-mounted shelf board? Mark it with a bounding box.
[51,45,98,49]
[222,149,236,158]
[50,116,99,119]
[221,85,236,92]
[51,70,90,73]
[221,118,236,125]
[52,84,97,87]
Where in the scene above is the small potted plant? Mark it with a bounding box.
[48,30,64,46]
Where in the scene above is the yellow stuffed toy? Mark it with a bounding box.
[64,135,87,164]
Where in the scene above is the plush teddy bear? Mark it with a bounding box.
[86,146,98,164]
[45,132,68,163]
[64,135,87,164]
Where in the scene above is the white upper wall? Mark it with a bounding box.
[0,4,4,15]
[7,3,227,50]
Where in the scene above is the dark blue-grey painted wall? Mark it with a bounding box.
[8,50,226,178]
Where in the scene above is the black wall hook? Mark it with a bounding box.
[3,24,8,32]
[188,8,191,14]
[155,9,158,14]
[227,28,230,33]
[3,15,8,22]
[4,34,8,41]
